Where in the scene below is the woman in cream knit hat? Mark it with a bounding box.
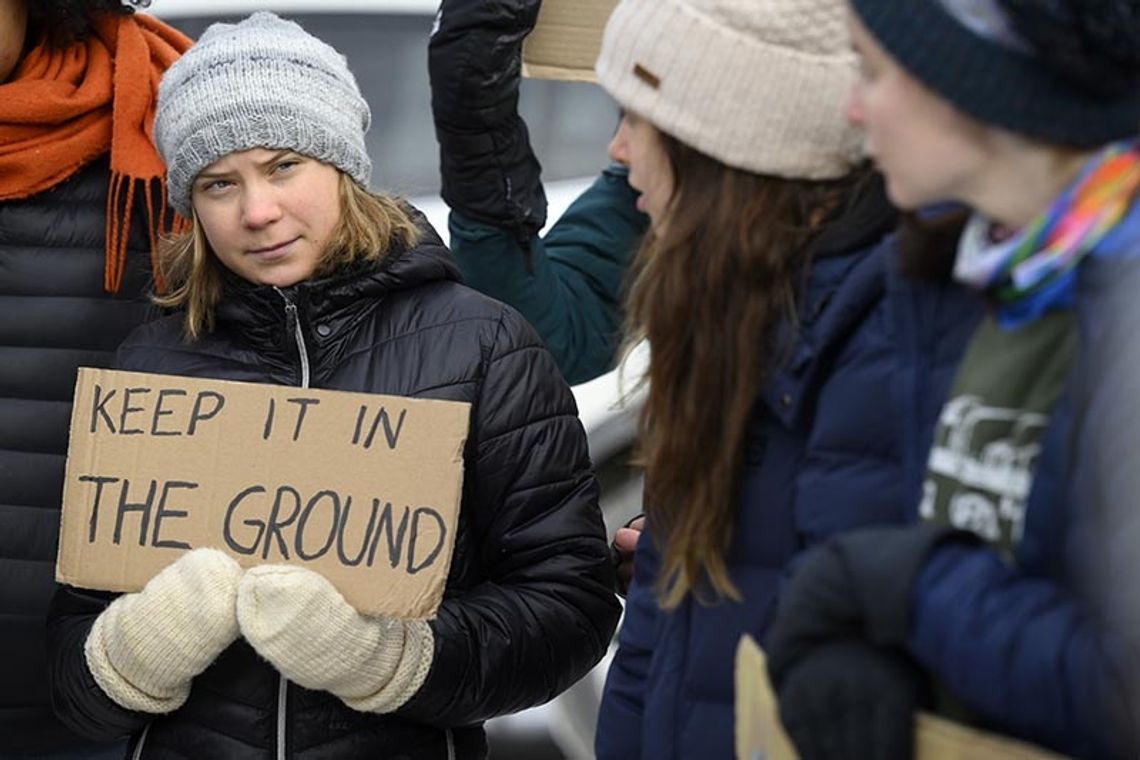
[46,12,620,759]
[591,0,975,757]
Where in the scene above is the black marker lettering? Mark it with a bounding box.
[90,385,117,433]
[223,485,266,555]
[286,397,320,442]
[187,391,225,435]
[118,387,150,435]
[295,490,339,561]
[151,389,186,436]
[407,507,446,574]
[112,478,157,546]
[336,495,378,566]
[152,480,196,550]
[263,485,301,560]
[79,475,120,543]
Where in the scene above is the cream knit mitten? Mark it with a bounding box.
[237,565,434,714]
[84,548,242,713]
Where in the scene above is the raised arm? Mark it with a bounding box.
[396,306,622,723]
[451,166,647,384]
[429,0,648,384]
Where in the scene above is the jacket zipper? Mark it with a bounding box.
[275,289,312,759]
[278,290,311,389]
[131,724,151,760]
[277,674,288,760]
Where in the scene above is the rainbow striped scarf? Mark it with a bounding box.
[955,139,1140,328]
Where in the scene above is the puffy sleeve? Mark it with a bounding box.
[47,587,152,742]
[909,541,1138,758]
[397,305,622,725]
[450,164,648,385]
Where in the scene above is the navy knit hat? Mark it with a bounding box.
[850,0,1140,146]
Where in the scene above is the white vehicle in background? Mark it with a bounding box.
[146,3,644,758]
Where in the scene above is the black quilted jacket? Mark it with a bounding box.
[0,157,156,754]
[46,222,620,759]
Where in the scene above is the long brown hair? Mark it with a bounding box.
[625,133,872,609]
[154,172,418,340]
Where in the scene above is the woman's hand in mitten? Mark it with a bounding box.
[237,565,434,714]
[84,548,242,713]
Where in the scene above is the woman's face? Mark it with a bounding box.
[845,13,994,210]
[192,148,341,288]
[0,0,28,84]
[608,111,674,229]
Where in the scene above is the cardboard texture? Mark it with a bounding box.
[57,368,470,619]
[735,635,1069,760]
[522,0,618,82]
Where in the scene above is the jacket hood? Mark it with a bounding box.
[761,176,897,427]
[812,172,898,260]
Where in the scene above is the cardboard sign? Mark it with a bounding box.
[735,635,1069,760]
[57,368,470,619]
[522,0,618,82]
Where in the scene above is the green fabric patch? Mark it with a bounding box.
[920,311,1076,560]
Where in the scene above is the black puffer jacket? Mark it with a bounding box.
[47,224,621,759]
[0,157,155,753]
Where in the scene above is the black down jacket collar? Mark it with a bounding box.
[211,225,460,382]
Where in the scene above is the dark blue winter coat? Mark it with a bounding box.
[906,204,1140,759]
[595,195,983,760]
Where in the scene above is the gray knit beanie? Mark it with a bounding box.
[155,11,372,216]
[595,0,862,180]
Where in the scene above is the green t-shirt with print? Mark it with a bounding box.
[920,310,1077,560]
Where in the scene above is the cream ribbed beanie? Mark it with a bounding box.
[595,0,862,179]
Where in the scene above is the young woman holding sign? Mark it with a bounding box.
[46,12,620,759]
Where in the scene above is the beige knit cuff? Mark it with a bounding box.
[342,619,435,715]
[84,610,190,715]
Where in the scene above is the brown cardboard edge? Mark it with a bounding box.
[521,61,599,83]
[735,635,1070,760]
[56,367,93,586]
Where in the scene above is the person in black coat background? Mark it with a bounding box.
[0,1,189,755]
[46,12,619,759]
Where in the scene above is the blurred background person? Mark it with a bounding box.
[429,0,648,386]
[430,0,651,601]
[0,0,188,756]
[586,0,977,757]
[765,0,1140,757]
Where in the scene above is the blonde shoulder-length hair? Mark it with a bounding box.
[154,172,419,340]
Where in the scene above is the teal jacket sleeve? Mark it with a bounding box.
[449,163,649,385]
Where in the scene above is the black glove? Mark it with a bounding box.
[766,523,973,681]
[765,524,977,760]
[429,0,547,242]
[776,639,928,760]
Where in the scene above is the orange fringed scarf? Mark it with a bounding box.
[0,13,192,293]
